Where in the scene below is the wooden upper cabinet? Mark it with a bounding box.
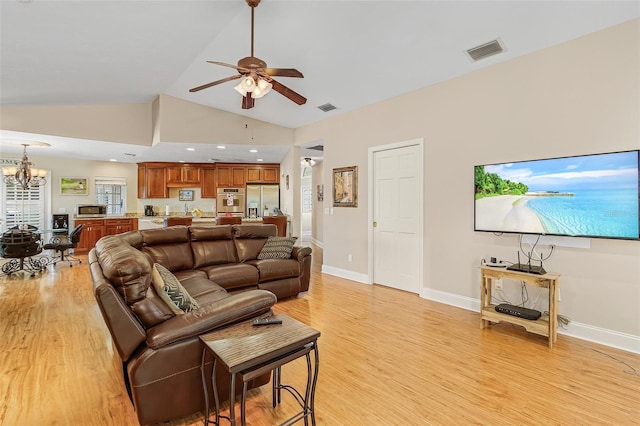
[261,165,279,183]
[201,167,217,198]
[216,164,247,188]
[138,163,168,199]
[246,164,280,183]
[166,165,201,187]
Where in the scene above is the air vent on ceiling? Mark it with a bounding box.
[317,103,337,112]
[466,39,504,62]
[307,145,324,151]
[123,153,137,157]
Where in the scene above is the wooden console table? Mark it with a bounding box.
[480,265,560,348]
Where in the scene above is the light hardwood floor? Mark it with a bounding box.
[1,246,639,425]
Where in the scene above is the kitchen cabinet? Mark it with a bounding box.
[74,218,138,254]
[138,163,168,199]
[201,166,217,198]
[105,218,138,235]
[246,164,280,183]
[74,219,106,254]
[217,164,247,188]
[167,165,201,187]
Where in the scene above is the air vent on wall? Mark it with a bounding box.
[466,39,504,62]
[317,103,337,112]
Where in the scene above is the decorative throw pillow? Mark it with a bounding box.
[257,236,298,260]
[151,263,200,314]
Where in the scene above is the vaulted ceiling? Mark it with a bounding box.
[1,1,638,163]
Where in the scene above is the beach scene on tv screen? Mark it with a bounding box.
[474,151,639,239]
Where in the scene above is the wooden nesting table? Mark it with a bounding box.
[200,314,320,426]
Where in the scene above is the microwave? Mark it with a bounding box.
[77,204,107,217]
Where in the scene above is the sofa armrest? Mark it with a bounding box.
[292,246,312,261]
[145,289,276,349]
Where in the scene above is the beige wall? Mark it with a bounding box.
[0,103,152,146]
[156,94,294,146]
[295,19,640,339]
[23,155,139,220]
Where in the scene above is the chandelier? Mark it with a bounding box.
[2,144,47,190]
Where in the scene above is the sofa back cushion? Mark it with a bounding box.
[140,226,194,272]
[233,224,277,262]
[94,234,152,304]
[190,226,238,268]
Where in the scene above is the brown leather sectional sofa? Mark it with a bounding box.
[88,224,312,425]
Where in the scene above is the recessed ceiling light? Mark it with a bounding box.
[257,158,264,162]
[186,147,195,151]
[250,149,258,153]
[217,145,226,149]
[109,159,117,162]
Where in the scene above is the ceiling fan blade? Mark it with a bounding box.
[242,94,255,109]
[262,68,304,78]
[207,61,252,74]
[269,79,307,105]
[189,74,241,93]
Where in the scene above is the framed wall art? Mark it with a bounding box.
[179,189,194,201]
[60,177,88,195]
[333,166,358,207]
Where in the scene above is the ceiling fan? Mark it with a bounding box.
[189,0,306,109]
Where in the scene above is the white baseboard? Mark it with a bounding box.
[421,288,640,354]
[310,238,324,249]
[558,322,640,354]
[321,265,370,284]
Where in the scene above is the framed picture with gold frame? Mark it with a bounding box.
[333,166,357,207]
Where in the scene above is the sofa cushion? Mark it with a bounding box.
[200,263,259,290]
[94,234,152,304]
[141,227,194,272]
[190,226,238,268]
[249,258,301,282]
[130,285,175,328]
[151,264,200,314]
[233,224,277,262]
[180,276,229,305]
[257,236,297,259]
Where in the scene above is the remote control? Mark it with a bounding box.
[252,317,283,326]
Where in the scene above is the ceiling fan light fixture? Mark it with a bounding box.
[252,79,272,99]
[240,76,257,92]
[234,83,248,96]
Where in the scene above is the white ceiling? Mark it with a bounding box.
[1,0,638,163]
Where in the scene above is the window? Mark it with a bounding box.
[1,182,47,231]
[302,186,312,213]
[95,177,127,215]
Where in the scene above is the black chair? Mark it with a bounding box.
[43,224,83,267]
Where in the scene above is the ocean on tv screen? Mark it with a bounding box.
[474,151,639,239]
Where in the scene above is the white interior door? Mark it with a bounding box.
[373,143,422,293]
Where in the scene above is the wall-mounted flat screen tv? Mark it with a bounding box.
[474,150,640,240]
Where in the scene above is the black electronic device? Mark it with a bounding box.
[506,263,546,275]
[506,252,546,275]
[495,304,541,320]
[252,317,283,326]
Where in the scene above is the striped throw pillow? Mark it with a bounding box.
[151,263,200,314]
[257,236,298,259]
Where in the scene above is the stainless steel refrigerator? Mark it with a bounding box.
[246,184,280,218]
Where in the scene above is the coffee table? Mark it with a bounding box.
[200,314,320,426]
